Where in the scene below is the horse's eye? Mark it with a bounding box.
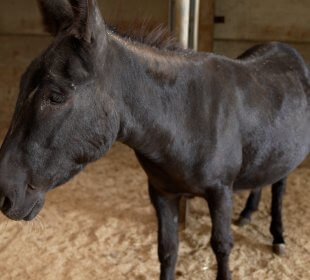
[50,92,65,104]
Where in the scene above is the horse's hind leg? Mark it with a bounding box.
[270,177,287,255]
[235,189,262,226]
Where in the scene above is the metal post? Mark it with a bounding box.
[169,0,201,228]
[169,0,200,50]
[189,0,200,50]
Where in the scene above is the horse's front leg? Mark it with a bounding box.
[205,186,234,280]
[148,182,180,280]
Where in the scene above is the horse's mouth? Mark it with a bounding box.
[23,201,39,221]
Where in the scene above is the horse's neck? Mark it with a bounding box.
[108,32,192,159]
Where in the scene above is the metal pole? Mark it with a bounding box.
[189,0,200,50]
[169,0,201,228]
[169,0,200,50]
[169,0,190,49]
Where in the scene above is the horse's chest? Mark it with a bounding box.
[135,152,202,196]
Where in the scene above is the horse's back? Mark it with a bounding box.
[238,41,307,66]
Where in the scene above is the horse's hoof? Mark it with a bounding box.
[273,243,286,256]
[234,216,251,227]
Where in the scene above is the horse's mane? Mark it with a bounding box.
[107,23,190,53]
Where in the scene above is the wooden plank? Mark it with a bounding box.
[0,0,44,35]
[0,0,169,35]
[214,0,310,43]
[198,0,214,51]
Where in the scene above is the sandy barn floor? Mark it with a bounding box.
[0,36,310,280]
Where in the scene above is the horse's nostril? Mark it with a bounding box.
[27,184,36,191]
[1,196,12,212]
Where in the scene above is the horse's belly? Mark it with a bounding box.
[234,136,309,190]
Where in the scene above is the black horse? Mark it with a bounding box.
[0,1,309,279]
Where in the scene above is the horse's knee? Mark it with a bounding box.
[158,238,178,265]
[159,252,176,267]
[210,235,234,256]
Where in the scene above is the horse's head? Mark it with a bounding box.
[0,0,119,221]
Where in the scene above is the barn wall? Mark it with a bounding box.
[0,0,309,61]
[215,0,310,43]
[213,0,310,61]
[0,0,168,35]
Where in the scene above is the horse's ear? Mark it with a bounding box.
[38,0,74,36]
[38,0,105,43]
[70,0,106,44]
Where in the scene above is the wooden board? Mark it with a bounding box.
[214,0,310,43]
[0,0,169,35]
[198,0,214,51]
